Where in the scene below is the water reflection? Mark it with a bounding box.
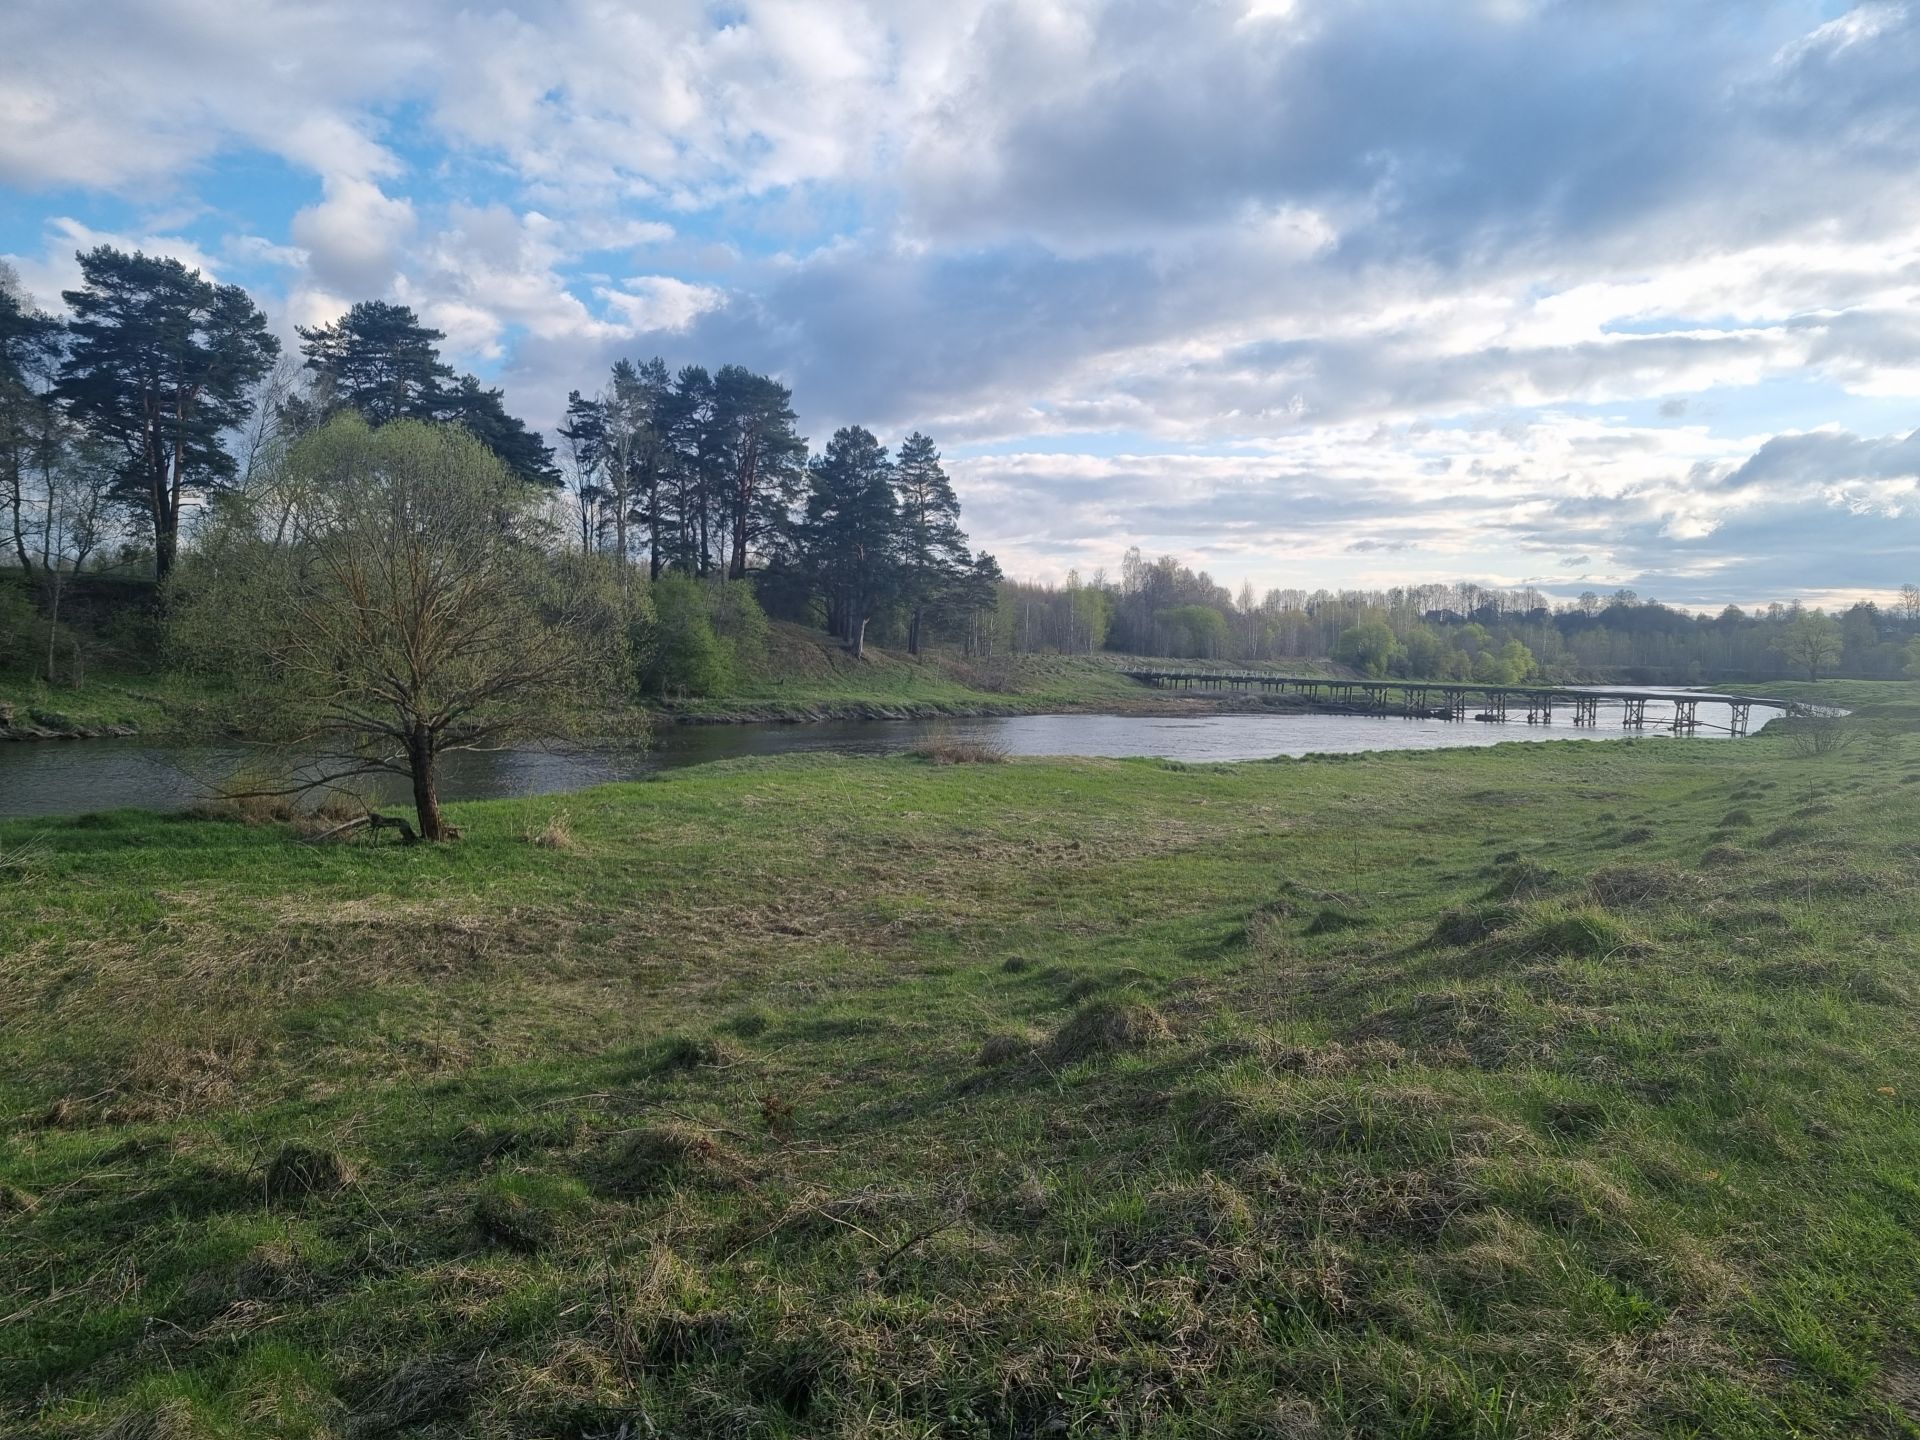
[0,699,1762,822]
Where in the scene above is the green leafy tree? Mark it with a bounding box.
[640,573,733,696]
[55,247,279,579]
[1496,638,1535,684]
[801,426,897,658]
[1400,622,1445,677]
[1069,579,1112,654]
[171,415,628,841]
[1334,619,1402,677]
[891,431,970,654]
[1775,613,1843,681]
[1159,604,1229,658]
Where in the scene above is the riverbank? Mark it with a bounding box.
[0,674,209,741]
[8,623,1887,743]
[4,694,1917,1436]
[0,629,1350,741]
[651,626,1346,724]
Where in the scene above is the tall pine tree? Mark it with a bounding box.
[801,426,897,658]
[55,247,278,580]
[295,301,451,424]
[556,389,608,553]
[891,431,970,655]
[712,365,806,580]
[296,300,555,486]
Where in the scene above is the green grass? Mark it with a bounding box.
[5,624,1342,737]
[658,621,1343,721]
[0,670,222,736]
[1719,677,1908,710]
[4,697,1920,1436]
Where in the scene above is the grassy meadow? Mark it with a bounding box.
[2,691,1919,1436]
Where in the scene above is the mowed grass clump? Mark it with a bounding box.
[262,1141,354,1200]
[908,734,1009,765]
[5,684,1920,1437]
[1042,996,1173,1064]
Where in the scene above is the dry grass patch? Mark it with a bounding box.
[347,1355,488,1439]
[596,1124,749,1198]
[1427,902,1521,948]
[526,809,579,851]
[94,1398,209,1440]
[909,735,1009,764]
[1483,859,1556,899]
[262,1141,354,1201]
[974,1029,1042,1067]
[1586,864,1701,908]
[1042,998,1173,1065]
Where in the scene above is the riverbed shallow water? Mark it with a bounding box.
[0,695,1767,821]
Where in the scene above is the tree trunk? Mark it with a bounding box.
[848,611,867,659]
[908,605,923,657]
[647,470,662,580]
[43,568,62,683]
[408,728,447,841]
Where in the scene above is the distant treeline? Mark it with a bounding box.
[3,249,1911,690]
[978,553,1920,686]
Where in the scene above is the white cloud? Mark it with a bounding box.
[597,277,727,334]
[4,0,1920,605]
[290,176,415,297]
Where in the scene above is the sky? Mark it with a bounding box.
[2,0,1917,610]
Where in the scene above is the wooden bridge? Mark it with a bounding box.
[1123,671,1803,737]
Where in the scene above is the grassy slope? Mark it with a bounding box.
[648,621,1347,722]
[0,672,219,735]
[3,704,1920,1436]
[3,623,1342,736]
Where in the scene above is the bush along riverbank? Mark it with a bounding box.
[4,691,1920,1435]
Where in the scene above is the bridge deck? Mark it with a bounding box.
[1121,671,1799,709]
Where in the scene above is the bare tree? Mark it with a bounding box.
[171,415,631,841]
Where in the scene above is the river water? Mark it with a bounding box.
[0,695,1765,821]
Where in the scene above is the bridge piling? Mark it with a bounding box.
[1116,671,1788,737]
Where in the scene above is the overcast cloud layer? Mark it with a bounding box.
[4,0,1918,607]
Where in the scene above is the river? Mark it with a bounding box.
[0,695,1765,821]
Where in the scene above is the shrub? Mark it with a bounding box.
[1786,712,1854,757]
[911,735,1008,765]
[640,574,741,697]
